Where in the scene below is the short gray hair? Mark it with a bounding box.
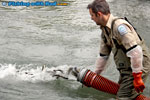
[87,0,110,15]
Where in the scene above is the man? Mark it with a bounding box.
[87,0,150,99]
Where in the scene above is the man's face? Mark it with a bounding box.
[89,8,102,25]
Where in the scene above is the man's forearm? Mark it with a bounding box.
[95,54,109,74]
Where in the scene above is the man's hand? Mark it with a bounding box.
[133,72,145,93]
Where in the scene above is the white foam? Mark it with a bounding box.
[0,64,77,83]
[0,64,17,78]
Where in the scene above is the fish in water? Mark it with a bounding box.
[41,65,75,80]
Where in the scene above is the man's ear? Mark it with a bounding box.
[97,12,102,17]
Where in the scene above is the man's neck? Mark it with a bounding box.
[103,14,110,26]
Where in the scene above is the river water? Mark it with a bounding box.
[0,0,150,100]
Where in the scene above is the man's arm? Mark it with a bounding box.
[126,45,145,93]
[117,24,145,93]
[95,54,109,74]
[95,33,111,74]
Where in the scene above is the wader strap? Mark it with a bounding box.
[104,27,110,36]
[102,31,108,44]
[112,38,127,53]
[103,27,112,51]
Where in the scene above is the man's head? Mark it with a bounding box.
[87,0,110,26]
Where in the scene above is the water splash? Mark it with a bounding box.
[0,64,77,83]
